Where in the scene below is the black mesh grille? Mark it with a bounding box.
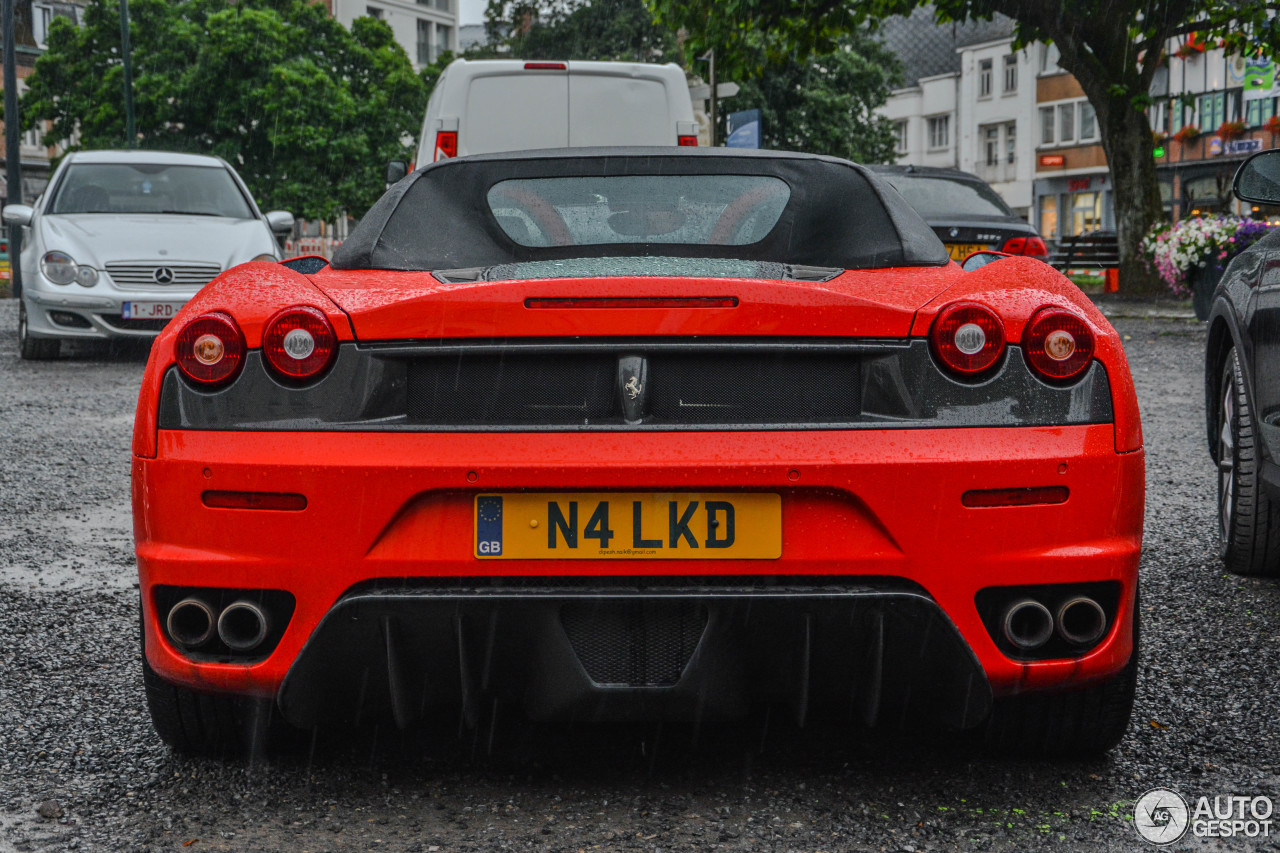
[560,601,707,686]
[406,351,859,427]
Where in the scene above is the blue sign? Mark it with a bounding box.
[1227,138,1263,155]
[727,109,762,149]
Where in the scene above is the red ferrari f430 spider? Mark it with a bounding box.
[132,149,1143,756]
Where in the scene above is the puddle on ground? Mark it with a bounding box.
[0,499,136,591]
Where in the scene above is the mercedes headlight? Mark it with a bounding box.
[40,252,98,288]
[40,251,78,285]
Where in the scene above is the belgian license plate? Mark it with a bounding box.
[945,243,986,261]
[474,492,781,559]
[121,301,184,320]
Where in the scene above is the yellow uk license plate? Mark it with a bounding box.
[474,492,781,559]
[945,243,987,261]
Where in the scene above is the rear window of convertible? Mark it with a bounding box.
[486,175,791,247]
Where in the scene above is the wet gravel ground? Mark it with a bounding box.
[1,297,1278,852]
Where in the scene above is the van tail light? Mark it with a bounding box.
[434,131,457,161]
[1023,307,1095,382]
[524,62,567,70]
[678,135,698,146]
[262,305,338,382]
[175,312,246,387]
[930,302,1006,377]
[1001,235,1049,258]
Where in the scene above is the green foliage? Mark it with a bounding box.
[482,0,677,62]
[22,0,427,220]
[732,33,900,162]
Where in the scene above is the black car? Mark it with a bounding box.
[1206,149,1280,577]
[869,165,1049,264]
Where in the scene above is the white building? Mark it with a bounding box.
[327,0,458,69]
[876,9,1035,218]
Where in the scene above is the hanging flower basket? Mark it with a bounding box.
[1265,116,1280,136]
[1218,120,1246,142]
[1172,125,1200,144]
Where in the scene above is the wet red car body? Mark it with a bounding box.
[132,149,1143,754]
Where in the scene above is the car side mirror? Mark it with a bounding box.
[3,204,33,226]
[1234,149,1280,204]
[265,210,294,233]
[386,160,409,185]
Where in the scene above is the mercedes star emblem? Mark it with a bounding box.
[153,267,175,285]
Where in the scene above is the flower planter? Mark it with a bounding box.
[1189,264,1223,321]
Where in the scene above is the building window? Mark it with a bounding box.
[1040,106,1055,145]
[979,59,993,98]
[1070,191,1103,236]
[417,18,431,65]
[1247,97,1277,127]
[366,5,383,19]
[1058,103,1076,143]
[894,120,908,153]
[927,115,950,149]
[1005,122,1017,164]
[984,125,1000,166]
[1039,194,1059,240]
[1003,54,1017,93]
[435,23,453,59]
[436,0,451,10]
[1079,101,1097,141]
[1197,92,1225,133]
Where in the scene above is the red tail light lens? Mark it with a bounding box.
[678,135,699,146]
[524,62,567,70]
[434,131,457,161]
[175,312,245,387]
[1023,307,1095,381]
[930,302,1006,377]
[262,305,337,382]
[1000,235,1049,257]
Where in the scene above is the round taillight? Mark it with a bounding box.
[262,305,337,382]
[175,312,245,387]
[1023,307,1095,382]
[930,302,1006,377]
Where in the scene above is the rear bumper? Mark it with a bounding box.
[133,425,1143,719]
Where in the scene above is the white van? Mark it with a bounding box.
[401,58,699,171]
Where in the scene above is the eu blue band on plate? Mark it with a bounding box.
[476,496,503,556]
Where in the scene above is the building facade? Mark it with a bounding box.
[325,0,458,69]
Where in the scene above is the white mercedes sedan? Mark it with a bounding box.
[4,150,293,359]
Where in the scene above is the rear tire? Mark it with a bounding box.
[18,303,60,360]
[983,600,1138,758]
[1217,348,1280,576]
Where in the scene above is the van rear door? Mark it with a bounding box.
[567,62,677,147]
[463,66,569,155]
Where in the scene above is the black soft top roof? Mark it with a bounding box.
[331,148,950,272]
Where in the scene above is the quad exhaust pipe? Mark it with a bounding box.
[217,600,270,652]
[1056,596,1107,646]
[166,597,216,649]
[1001,599,1054,650]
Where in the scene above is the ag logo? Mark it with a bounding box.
[1134,788,1189,845]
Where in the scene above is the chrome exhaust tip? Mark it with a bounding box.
[1002,599,1054,650]
[166,597,216,649]
[1056,596,1107,646]
[217,600,269,652]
